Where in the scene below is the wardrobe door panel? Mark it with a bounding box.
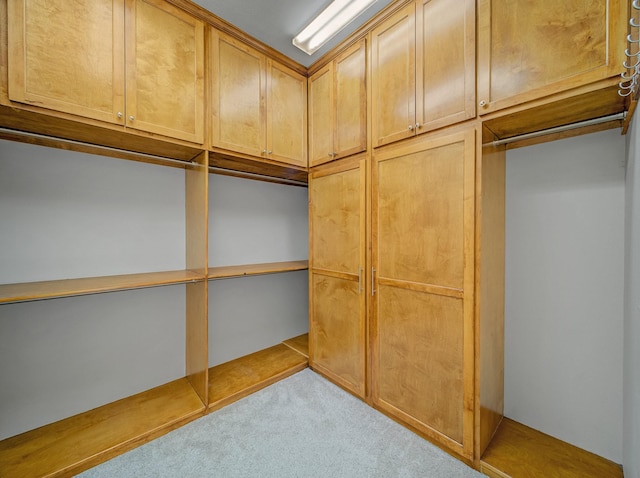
[309,158,366,398]
[377,285,464,443]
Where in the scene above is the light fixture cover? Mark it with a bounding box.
[293,0,377,55]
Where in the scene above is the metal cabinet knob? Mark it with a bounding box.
[128,115,135,121]
[408,124,414,131]
[479,100,487,108]
[117,112,123,119]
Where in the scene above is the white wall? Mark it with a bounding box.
[624,114,640,478]
[208,174,308,266]
[0,140,186,283]
[504,128,626,462]
[208,174,309,365]
[0,141,187,440]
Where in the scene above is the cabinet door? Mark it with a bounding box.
[309,156,367,398]
[266,60,307,167]
[7,0,125,124]
[416,0,475,132]
[308,64,334,167]
[372,128,476,459]
[211,29,266,157]
[125,0,204,144]
[334,40,367,160]
[477,0,627,114]
[371,3,416,148]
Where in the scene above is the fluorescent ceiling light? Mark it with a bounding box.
[293,0,377,55]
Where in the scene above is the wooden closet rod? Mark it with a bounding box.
[488,112,626,147]
[0,127,198,167]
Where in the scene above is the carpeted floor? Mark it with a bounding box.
[78,369,486,477]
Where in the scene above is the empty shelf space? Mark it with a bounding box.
[0,270,206,304]
[283,333,309,358]
[208,260,308,280]
[480,418,623,478]
[208,342,308,412]
[0,378,206,478]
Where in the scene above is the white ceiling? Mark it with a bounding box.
[191,0,395,67]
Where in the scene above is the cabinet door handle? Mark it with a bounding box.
[262,150,267,154]
[415,123,421,130]
[117,112,123,119]
[371,267,376,296]
[408,124,414,131]
[128,115,135,121]
[268,150,272,155]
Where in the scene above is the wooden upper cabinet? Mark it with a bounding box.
[7,0,126,125]
[309,40,367,168]
[371,0,475,148]
[371,3,416,147]
[7,0,205,144]
[211,29,307,168]
[210,29,265,158]
[416,0,475,130]
[125,0,205,144]
[477,0,627,114]
[266,60,307,167]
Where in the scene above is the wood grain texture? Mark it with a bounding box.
[208,261,308,280]
[476,134,506,459]
[7,0,125,125]
[309,156,367,398]
[0,270,205,304]
[477,0,627,114]
[266,59,307,167]
[308,40,367,168]
[210,28,265,157]
[377,140,465,288]
[282,333,309,358]
[376,285,464,443]
[310,168,361,274]
[308,64,334,167]
[0,378,205,478]
[481,418,624,478]
[371,126,476,459]
[208,344,308,412]
[333,39,367,160]
[483,79,626,140]
[371,2,416,147]
[310,274,366,396]
[415,0,475,131]
[125,0,205,144]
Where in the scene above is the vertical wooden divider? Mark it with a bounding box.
[186,150,209,406]
[474,126,506,461]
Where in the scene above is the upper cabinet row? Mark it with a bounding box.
[210,30,307,168]
[370,0,476,148]
[6,0,205,145]
[4,0,628,166]
[4,0,307,168]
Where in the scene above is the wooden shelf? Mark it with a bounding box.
[0,378,205,478]
[283,333,309,358]
[480,418,624,478]
[208,342,308,412]
[208,260,308,280]
[0,270,206,304]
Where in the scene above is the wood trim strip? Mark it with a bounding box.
[377,277,464,299]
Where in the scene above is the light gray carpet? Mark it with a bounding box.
[78,369,486,477]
